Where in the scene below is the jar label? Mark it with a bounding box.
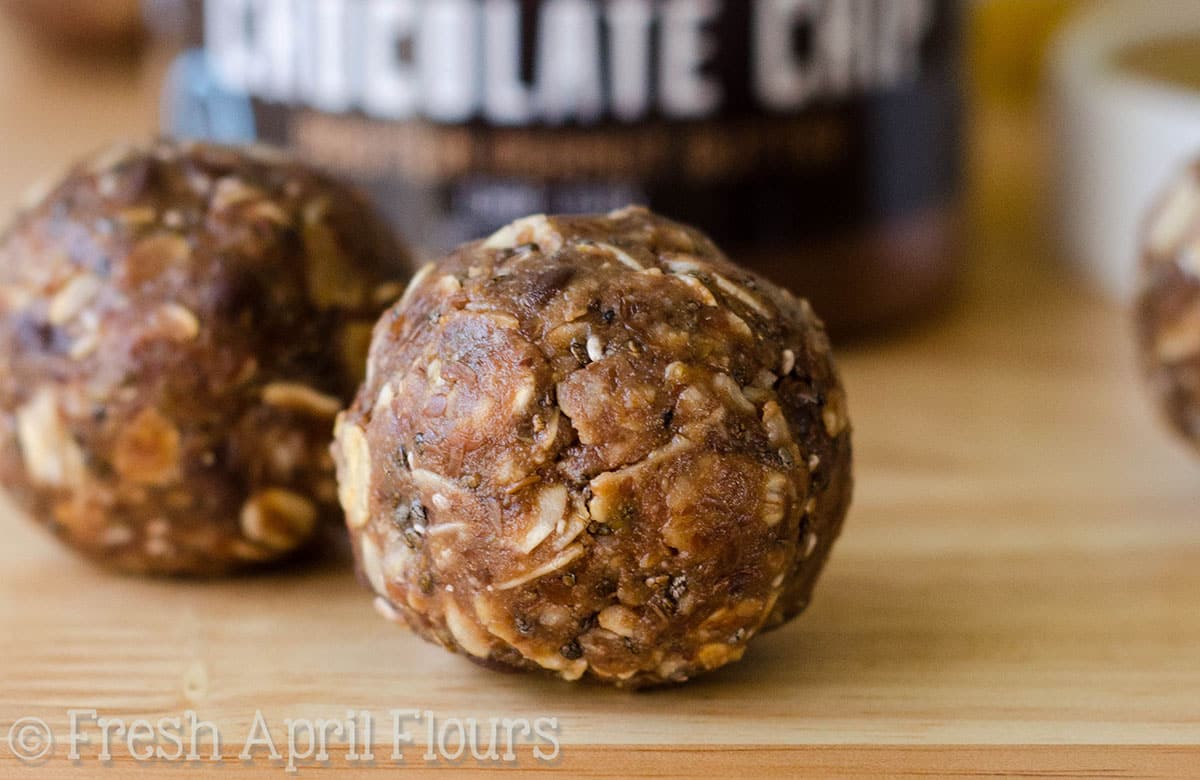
[164,0,961,253]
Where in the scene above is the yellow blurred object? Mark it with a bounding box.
[970,0,1088,108]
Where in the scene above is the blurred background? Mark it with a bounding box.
[0,0,1195,333]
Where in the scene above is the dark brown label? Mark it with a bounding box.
[162,0,961,253]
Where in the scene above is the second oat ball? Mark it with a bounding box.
[1137,161,1200,452]
[0,140,409,574]
[333,207,852,687]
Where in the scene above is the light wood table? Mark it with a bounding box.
[0,16,1198,779]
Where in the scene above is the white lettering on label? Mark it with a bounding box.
[483,0,533,125]
[203,0,934,124]
[754,0,933,111]
[307,0,354,112]
[419,0,478,122]
[536,0,605,124]
[260,0,294,101]
[362,0,419,120]
[205,0,251,95]
[659,0,722,119]
[606,0,654,122]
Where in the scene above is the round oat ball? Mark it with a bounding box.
[333,207,852,687]
[0,140,409,575]
[1137,162,1200,452]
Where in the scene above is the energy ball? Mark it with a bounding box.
[0,140,408,575]
[333,207,852,687]
[1137,163,1200,452]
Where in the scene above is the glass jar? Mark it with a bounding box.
[150,0,963,337]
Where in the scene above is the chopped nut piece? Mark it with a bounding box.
[145,536,174,558]
[594,242,642,270]
[359,533,387,594]
[586,472,623,526]
[245,200,291,226]
[710,271,771,318]
[375,382,395,413]
[761,471,790,526]
[87,143,138,175]
[162,209,185,229]
[803,533,819,559]
[303,217,368,309]
[373,280,407,306]
[493,545,585,591]
[242,144,293,165]
[482,214,562,253]
[113,407,181,486]
[434,274,461,296]
[676,274,718,306]
[598,605,639,638]
[48,274,102,325]
[102,525,134,547]
[18,171,59,212]
[210,176,268,212]
[696,642,743,670]
[374,595,404,623]
[1148,173,1200,255]
[712,373,756,415]
[335,420,372,530]
[822,388,849,437]
[118,205,158,227]
[262,382,342,418]
[586,335,604,363]
[754,369,778,389]
[126,233,191,281]
[780,349,796,376]
[761,401,793,450]
[68,326,100,360]
[152,303,200,342]
[240,488,318,551]
[520,484,567,553]
[445,599,493,658]
[15,389,86,487]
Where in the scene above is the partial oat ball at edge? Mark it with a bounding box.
[1137,162,1200,453]
[0,139,411,575]
[333,207,853,688]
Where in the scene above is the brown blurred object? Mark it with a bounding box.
[970,0,1087,109]
[0,6,159,220]
[1,0,144,53]
[1117,36,1200,93]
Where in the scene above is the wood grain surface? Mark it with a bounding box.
[1,13,1198,779]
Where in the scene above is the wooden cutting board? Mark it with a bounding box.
[0,17,1198,779]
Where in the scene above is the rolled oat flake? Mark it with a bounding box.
[152,0,963,336]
